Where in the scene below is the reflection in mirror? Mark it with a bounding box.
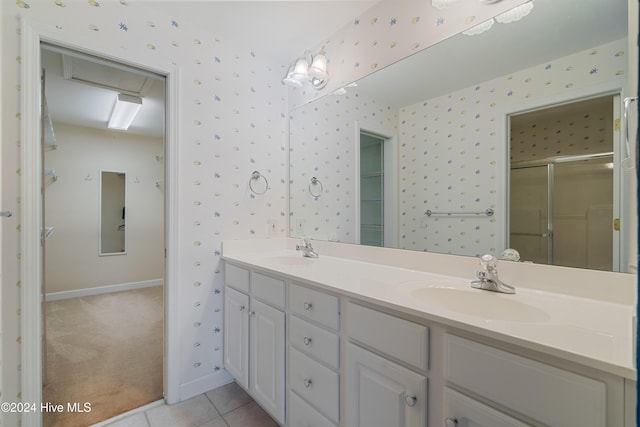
[288,0,631,272]
[509,95,615,271]
[100,170,126,255]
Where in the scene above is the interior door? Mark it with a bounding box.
[509,94,618,271]
[40,69,48,385]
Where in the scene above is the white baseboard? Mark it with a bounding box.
[45,279,163,301]
[179,370,234,402]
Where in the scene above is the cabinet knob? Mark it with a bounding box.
[404,395,417,407]
[248,310,255,317]
[303,302,313,311]
[303,336,312,346]
[303,378,313,388]
[239,305,245,311]
[444,417,458,427]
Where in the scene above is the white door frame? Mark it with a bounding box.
[354,123,398,248]
[20,19,180,427]
[500,80,627,271]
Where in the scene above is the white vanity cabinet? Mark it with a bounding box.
[222,248,634,427]
[287,283,341,427]
[442,334,622,427]
[345,302,428,427]
[223,263,285,425]
[224,286,249,389]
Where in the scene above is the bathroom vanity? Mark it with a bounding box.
[222,238,636,427]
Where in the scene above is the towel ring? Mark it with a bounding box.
[309,177,323,198]
[249,171,268,195]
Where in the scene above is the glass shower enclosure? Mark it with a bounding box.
[509,154,614,271]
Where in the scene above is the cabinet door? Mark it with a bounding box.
[346,343,426,427]
[224,286,249,389]
[250,299,285,424]
[443,387,530,427]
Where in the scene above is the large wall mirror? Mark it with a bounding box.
[289,0,633,272]
[100,170,126,255]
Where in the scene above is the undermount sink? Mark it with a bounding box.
[410,287,550,322]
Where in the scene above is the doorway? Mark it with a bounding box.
[40,43,166,425]
[509,95,618,271]
[357,130,397,248]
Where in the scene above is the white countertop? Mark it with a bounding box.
[222,239,636,380]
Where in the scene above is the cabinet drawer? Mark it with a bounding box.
[252,271,285,308]
[289,347,339,423]
[444,387,529,427]
[225,263,249,293]
[347,302,428,370]
[445,334,606,427]
[288,390,337,427]
[289,284,339,330]
[289,314,340,369]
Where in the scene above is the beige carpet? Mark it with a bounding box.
[43,286,164,427]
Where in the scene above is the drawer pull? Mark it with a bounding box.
[405,395,417,407]
[444,417,458,427]
[303,378,313,388]
[303,336,312,346]
[303,302,313,311]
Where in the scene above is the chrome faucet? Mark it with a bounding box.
[296,238,319,258]
[470,254,515,294]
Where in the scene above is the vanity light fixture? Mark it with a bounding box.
[107,93,142,131]
[282,51,329,90]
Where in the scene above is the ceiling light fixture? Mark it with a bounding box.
[463,0,534,36]
[107,93,142,131]
[494,1,534,23]
[282,51,329,90]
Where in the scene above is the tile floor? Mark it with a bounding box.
[100,382,279,427]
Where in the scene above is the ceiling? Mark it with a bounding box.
[42,0,377,138]
[42,0,628,138]
[147,1,378,65]
[354,0,627,108]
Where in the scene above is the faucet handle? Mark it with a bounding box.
[479,253,497,273]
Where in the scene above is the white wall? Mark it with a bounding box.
[398,39,627,256]
[1,1,287,420]
[289,90,397,242]
[44,123,164,294]
[291,39,628,256]
[289,0,529,109]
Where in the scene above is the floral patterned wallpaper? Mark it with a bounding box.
[510,96,613,164]
[0,0,628,425]
[290,39,625,256]
[2,0,286,421]
[289,89,397,242]
[398,38,626,255]
[289,0,529,109]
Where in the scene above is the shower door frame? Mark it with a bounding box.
[510,152,615,267]
[502,87,626,272]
